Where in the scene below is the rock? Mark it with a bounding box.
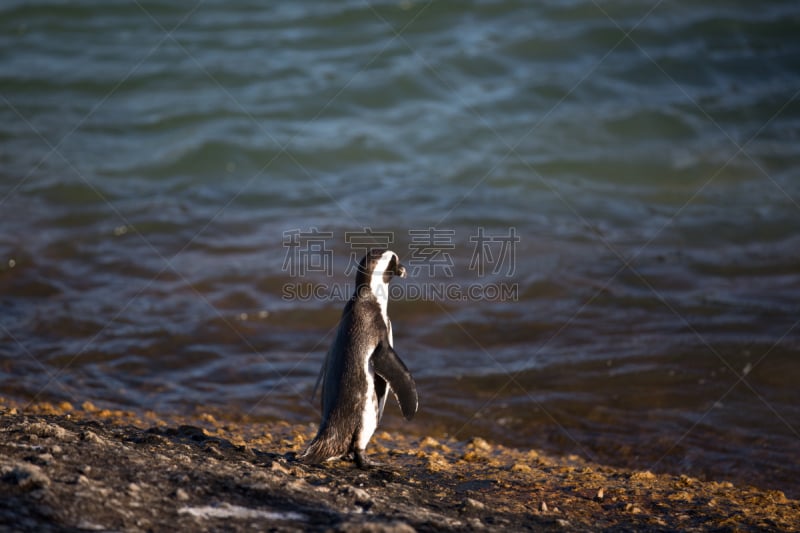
[420,436,440,448]
[1,460,51,490]
[284,478,309,493]
[271,461,292,476]
[466,517,484,529]
[630,471,656,481]
[76,520,106,531]
[339,520,415,533]
[204,444,224,459]
[345,486,373,507]
[625,503,642,514]
[510,462,532,473]
[462,497,485,512]
[459,450,483,463]
[466,437,491,452]
[80,430,103,444]
[1,403,800,532]
[36,453,54,465]
[25,421,75,441]
[425,451,450,471]
[668,490,693,502]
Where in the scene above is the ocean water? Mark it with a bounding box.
[2,0,799,496]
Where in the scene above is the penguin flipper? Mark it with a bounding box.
[371,342,418,420]
[375,376,388,422]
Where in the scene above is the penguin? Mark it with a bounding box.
[301,249,418,468]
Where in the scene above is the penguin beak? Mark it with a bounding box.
[396,264,407,278]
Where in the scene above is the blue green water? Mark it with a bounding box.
[2,0,799,495]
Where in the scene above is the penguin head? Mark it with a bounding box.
[355,249,407,291]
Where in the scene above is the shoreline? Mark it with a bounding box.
[1,399,798,531]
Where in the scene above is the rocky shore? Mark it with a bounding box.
[1,400,797,532]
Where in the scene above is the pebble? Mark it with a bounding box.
[271,461,292,476]
[284,479,309,493]
[204,444,224,459]
[80,431,103,444]
[625,503,642,513]
[595,488,604,501]
[340,520,414,533]
[540,501,548,512]
[466,517,484,529]
[420,436,440,448]
[511,462,532,473]
[463,497,485,512]
[467,437,491,452]
[37,453,54,464]
[175,488,190,501]
[346,486,373,506]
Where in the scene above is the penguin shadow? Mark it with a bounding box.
[134,429,344,525]
[284,450,403,482]
[133,424,235,449]
[133,425,397,479]
[129,424,284,464]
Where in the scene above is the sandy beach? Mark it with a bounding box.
[1,399,797,532]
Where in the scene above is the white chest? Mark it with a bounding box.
[358,351,379,449]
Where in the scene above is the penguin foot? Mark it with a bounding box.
[354,449,381,469]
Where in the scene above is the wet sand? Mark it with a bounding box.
[1,399,797,532]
